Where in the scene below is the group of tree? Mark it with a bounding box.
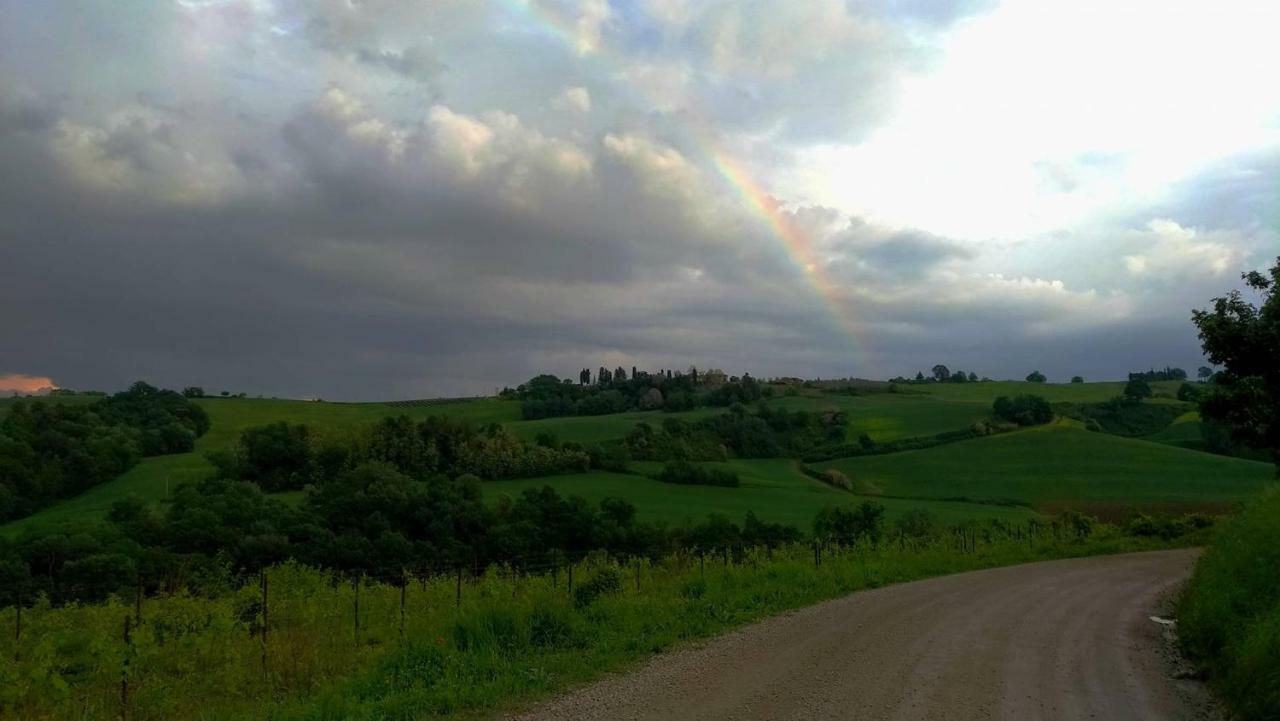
[511,370,769,420]
[0,465,844,604]
[624,404,847,461]
[991,395,1053,426]
[208,415,591,492]
[1128,366,1189,382]
[892,365,985,384]
[0,382,209,522]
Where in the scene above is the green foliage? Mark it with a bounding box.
[1192,257,1280,468]
[1025,370,1047,383]
[1070,376,1084,383]
[1123,378,1152,402]
[573,567,622,608]
[992,394,1053,426]
[0,382,207,522]
[818,426,1275,510]
[813,502,885,545]
[1056,398,1188,437]
[658,460,739,487]
[1176,382,1202,402]
[0,525,1190,721]
[1180,489,1280,719]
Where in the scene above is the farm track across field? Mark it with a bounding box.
[510,549,1218,721]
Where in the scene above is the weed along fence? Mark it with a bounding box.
[0,518,1185,721]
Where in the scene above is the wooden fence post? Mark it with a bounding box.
[400,570,407,641]
[260,568,269,682]
[352,575,361,644]
[121,615,132,721]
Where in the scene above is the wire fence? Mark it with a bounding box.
[0,518,1086,721]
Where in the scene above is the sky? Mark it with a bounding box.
[1,0,1277,400]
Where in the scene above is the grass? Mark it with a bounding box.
[1144,411,1205,447]
[0,382,1232,535]
[486,459,1036,529]
[0,527,1193,721]
[815,423,1275,512]
[911,379,1185,404]
[1180,488,1280,720]
[766,394,990,441]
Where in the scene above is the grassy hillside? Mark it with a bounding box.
[1,382,1231,535]
[815,423,1274,513]
[911,379,1185,404]
[487,459,1036,529]
[766,393,989,441]
[1,397,517,535]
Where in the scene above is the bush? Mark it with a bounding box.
[574,567,622,608]
[657,460,739,487]
[1180,490,1280,720]
[992,395,1053,426]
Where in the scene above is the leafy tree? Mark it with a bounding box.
[1025,370,1047,383]
[1198,366,1215,381]
[182,386,204,398]
[1177,382,1203,402]
[931,364,951,382]
[1123,378,1152,403]
[915,371,925,382]
[813,502,885,545]
[614,366,627,382]
[992,395,1053,426]
[968,372,978,382]
[1192,257,1280,469]
[1071,376,1084,383]
[579,368,590,385]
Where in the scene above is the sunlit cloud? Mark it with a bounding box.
[0,373,59,394]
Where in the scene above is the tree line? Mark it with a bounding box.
[508,368,770,420]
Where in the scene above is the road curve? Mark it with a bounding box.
[510,549,1217,721]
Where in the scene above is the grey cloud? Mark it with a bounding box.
[355,44,447,84]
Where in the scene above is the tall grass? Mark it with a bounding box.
[1179,488,1280,720]
[1,525,1193,721]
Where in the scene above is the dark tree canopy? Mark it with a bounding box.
[1192,257,1280,468]
[1025,370,1047,383]
[1123,378,1153,403]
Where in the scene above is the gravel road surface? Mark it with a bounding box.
[510,549,1216,721]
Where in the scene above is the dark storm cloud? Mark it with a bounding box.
[0,1,1271,399]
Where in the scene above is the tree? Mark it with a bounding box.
[1192,257,1280,469]
[579,368,590,385]
[614,366,627,382]
[1025,370,1047,383]
[931,364,951,382]
[968,372,978,382]
[1070,376,1084,383]
[992,395,1053,426]
[1123,377,1152,403]
[182,386,204,398]
[914,371,925,382]
[1197,366,1214,381]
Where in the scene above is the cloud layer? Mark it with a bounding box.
[0,0,1276,398]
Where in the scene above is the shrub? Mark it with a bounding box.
[658,460,739,487]
[574,567,623,608]
[1180,490,1280,720]
[992,395,1053,426]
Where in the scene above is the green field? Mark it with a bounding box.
[486,458,1036,529]
[3,381,1257,536]
[909,379,1186,404]
[765,393,991,441]
[815,423,1275,512]
[1,397,518,535]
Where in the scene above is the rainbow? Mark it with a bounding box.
[499,0,872,371]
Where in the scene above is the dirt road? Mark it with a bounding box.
[511,549,1216,721]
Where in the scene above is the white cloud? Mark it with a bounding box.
[553,85,592,113]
